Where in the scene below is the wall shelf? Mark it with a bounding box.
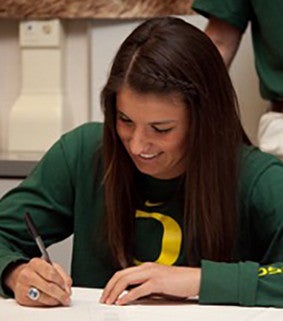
[0,0,193,19]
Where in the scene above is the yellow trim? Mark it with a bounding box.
[258,266,283,277]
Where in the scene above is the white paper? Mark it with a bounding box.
[1,287,283,321]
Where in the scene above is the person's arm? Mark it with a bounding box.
[205,16,242,68]
[0,138,75,305]
[200,158,283,307]
[0,123,103,306]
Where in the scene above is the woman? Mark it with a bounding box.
[1,16,283,308]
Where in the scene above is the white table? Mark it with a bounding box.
[1,287,283,321]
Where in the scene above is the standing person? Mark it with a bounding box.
[1,16,283,308]
[192,0,283,160]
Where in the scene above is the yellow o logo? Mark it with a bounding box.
[135,210,182,265]
[258,268,267,277]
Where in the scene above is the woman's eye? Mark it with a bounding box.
[118,114,132,123]
[153,127,172,133]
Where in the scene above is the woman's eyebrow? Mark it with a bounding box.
[149,120,177,126]
[117,110,176,125]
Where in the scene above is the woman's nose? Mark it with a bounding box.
[129,128,149,155]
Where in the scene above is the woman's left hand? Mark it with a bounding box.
[100,262,201,305]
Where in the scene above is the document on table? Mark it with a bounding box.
[1,287,283,321]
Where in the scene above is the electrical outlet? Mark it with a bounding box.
[20,20,62,48]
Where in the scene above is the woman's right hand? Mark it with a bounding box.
[4,258,72,307]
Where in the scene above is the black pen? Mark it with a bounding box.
[24,212,52,264]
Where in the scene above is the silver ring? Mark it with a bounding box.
[27,287,40,301]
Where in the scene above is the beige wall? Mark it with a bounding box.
[0,21,20,150]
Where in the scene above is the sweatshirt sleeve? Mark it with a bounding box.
[199,159,283,307]
[0,137,75,297]
[200,260,258,305]
[200,260,283,307]
[192,0,251,31]
[0,122,102,297]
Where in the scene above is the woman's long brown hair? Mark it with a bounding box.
[101,17,249,268]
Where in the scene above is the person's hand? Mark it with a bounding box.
[4,258,72,307]
[100,262,201,305]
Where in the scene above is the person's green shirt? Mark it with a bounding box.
[1,122,283,306]
[192,0,283,100]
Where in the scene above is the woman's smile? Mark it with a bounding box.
[116,86,189,179]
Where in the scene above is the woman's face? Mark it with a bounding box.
[116,86,189,179]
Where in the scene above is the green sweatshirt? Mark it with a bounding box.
[192,0,283,101]
[1,122,283,307]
